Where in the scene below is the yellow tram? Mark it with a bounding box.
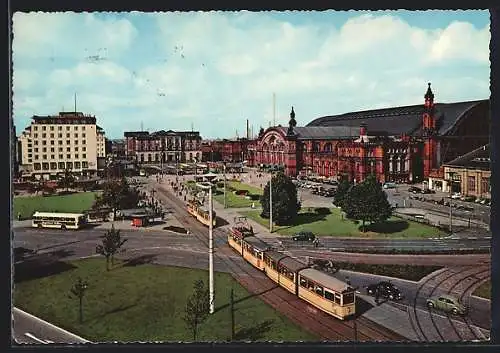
[263,252,309,294]
[227,219,254,255]
[187,200,217,227]
[297,268,356,320]
[241,237,270,271]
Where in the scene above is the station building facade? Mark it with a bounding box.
[249,84,489,185]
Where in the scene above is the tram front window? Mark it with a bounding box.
[343,292,355,305]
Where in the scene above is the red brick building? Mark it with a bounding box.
[201,138,254,163]
[249,84,489,184]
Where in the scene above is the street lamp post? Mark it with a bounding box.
[448,172,456,233]
[223,162,227,209]
[196,179,216,314]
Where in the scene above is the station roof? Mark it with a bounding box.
[444,144,490,171]
[305,100,487,138]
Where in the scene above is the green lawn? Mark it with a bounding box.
[14,258,317,342]
[13,192,99,220]
[241,207,446,239]
[213,181,263,208]
[473,281,491,300]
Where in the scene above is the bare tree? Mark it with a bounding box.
[69,277,89,323]
[183,279,210,341]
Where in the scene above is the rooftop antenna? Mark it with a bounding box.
[273,92,276,127]
[191,122,194,132]
[236,129,239,139]
[74,92,77,113]
[141,121,144,132]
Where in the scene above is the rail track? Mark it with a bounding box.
[154,181,405,342]
[408,266,490,342]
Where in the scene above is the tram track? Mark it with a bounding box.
[154,181,404,342]
[408,266,489,342]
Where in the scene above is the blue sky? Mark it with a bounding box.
[12,11,490,139]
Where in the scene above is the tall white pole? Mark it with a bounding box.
[209,185,214,314]
[269,173,273,233]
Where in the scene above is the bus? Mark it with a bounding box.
[32,212,87,230]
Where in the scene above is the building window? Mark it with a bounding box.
[67,154,71,159]
[42,141,46,145]
[82,140,86,145]
[34,126,38,131]
[42,147,47,152]
[58,133,62,138]
[82,161,88,168]
[82,126,86,130]
[42,133,46,138]
[481,177,490,194]
[67,147,71,152]
[82,147,86,151]
[74,161,81,169]
[66,133,70,138]
[34,148,38,152]
[50,162,57,170]
[42,126,46,131]
[66,162,73,169]
[58,162,65,169]
[27,153,32,158]
[34,155,39,160]
[50,148,55,152]
[50,155,55,159]
[50,133,54,138]
[42,154,47,159]
[82,154,86,159]
[58,140,62,145]
[75,154,79,158]
[66,140,70,145]
[59,154,63,159]
[50,126,54,131]
[74,126,78,130]
[467,176,476,192]
[75,133,78,138]
[34,140,38,145]
[66,126,70,131]
[50,140,54,145]
[58,126,62,131]
[82,133,86,138]
[75,140,78,145]
[42,162,49,170]
[75,147,79,151]
[58,147,63,152]
[34,133,38,138]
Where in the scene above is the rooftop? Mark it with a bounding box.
[444,144,490,170]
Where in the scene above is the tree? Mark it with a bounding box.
[183,279,210,341]
[93,177,140,219]
[333,179,352,208]
[58,168,75,192]
[95,224,127,270]
[260,171,300,225]
[342,175,392,232]
[69,277,89,324]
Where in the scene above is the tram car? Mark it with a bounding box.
[227,227,356,320]
[227,217,255,254]
[186,200,217,227]
[263,252,309,294]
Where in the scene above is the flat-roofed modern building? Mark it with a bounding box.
[17,111,107,180]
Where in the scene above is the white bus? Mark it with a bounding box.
[32,212,87,230]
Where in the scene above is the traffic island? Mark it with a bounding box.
[14,258,317,342]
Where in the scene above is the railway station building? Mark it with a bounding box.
[248,84,489,185]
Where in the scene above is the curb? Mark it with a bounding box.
[13,307,91,344]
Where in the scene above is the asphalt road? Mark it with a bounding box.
[279,237,491,251]
[320,270,490,333]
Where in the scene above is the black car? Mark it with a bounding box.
[421,189,436,194]
[366,281,403,301]
[292,231,316,241]
[408,186,422,193]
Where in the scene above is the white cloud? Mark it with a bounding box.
[12,11,490,139]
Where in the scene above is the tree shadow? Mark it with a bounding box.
[163,225,188,234]
[14,250,77,283]
[122,254,157,267]
[13,247,36,262]
[234,319,275,341]
[363,220,409,234]
[215,285,280,313]
[88,302,139,323]
[276,211,330,230]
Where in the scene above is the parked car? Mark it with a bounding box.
[408,186,422,193]
[366,281,403,301]
[451,192,462,199]
[421,188,436,194]
[426,294,467,316]
[292,231,316,242]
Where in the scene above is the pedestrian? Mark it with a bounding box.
[375,286,381,305]
[17,212,21,221]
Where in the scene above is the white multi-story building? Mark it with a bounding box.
[17,111,107,180]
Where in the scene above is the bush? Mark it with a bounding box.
[314,207,331,215]
[332,262,442,281]
[216,182,225,188]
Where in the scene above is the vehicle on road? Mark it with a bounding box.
[451,192,462,200]
[292,231,316,242]
[383,182,397,189]
[227,230,356,320]
[32,212,87,230]
[421,188,436,194]
[408,186,422,193]
[426,294,467,316]
[366,281,403,300]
